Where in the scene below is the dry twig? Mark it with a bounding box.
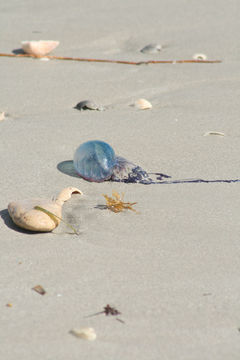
[0,53,221,65]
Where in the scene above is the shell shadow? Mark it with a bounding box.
[0,208,37,234]
[12,48,25,55]
[57,160,79,178]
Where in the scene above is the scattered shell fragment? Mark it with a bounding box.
[21,40,59,57]
[133,98,152,110]
[8,187,83,232]
[39,57,50,62]
[140,43,162,54]
[0,112,5,121]
[74,100,104,111]
[32,285,46,295]
[70,327,97,341]
[193,53,207,61]
[203,131,225,137]
[6,303,13,307]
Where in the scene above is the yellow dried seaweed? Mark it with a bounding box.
[103,191,137,213]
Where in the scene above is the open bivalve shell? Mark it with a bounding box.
[21,40,60,57]
[8,187,82,232]
[133,98,152,110]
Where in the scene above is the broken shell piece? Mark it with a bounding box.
[32,285,46,295]
[74,100,104,111]
[70,327,96,341]
[133,98,152,110]
[0,112,5,121]
[8,187,82,232]
[193,53,207,61]
[203,131,225,137]
[21,40,59,57]
[140,43,162,54]
[39,57,50,62]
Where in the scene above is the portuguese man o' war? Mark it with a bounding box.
[73,140,240,185]
[73,140,167,184]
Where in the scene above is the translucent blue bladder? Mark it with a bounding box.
[73,140,116,182]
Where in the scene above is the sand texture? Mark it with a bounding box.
[1,0,240,359]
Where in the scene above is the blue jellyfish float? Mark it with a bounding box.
[73,140,168,184]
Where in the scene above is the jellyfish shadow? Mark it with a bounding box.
[12,48,25,55]
[57,160,80,178]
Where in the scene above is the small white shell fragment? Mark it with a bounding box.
[21,40,59,57]
[8,187,83,232]
[140,43,162,54]
[39,57,50,62]
[0,112,5,121]
[133,98,152,110]
[70,327,97,341]
[203,131,225,137]
[193,53,207,61]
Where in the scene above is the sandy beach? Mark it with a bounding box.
[1,0,240,359]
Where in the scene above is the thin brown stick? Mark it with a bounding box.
[0,52,222,65]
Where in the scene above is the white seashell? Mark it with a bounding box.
[70,327,97,341]
[140,43,162,54]
[0,112,5,121]
[8,187,83,232]
[21,40,60,57]
[203,131,225,137]
[193,53,207,61]
[133,98,152,110]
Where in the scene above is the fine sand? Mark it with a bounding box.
[1,0,240,359]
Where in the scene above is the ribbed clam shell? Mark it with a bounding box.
[134,98,152,110]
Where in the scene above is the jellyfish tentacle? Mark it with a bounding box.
[111,156,154,184]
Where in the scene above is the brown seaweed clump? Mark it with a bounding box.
[103,191,137,213]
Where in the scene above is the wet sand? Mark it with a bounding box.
[1,0,240,359]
